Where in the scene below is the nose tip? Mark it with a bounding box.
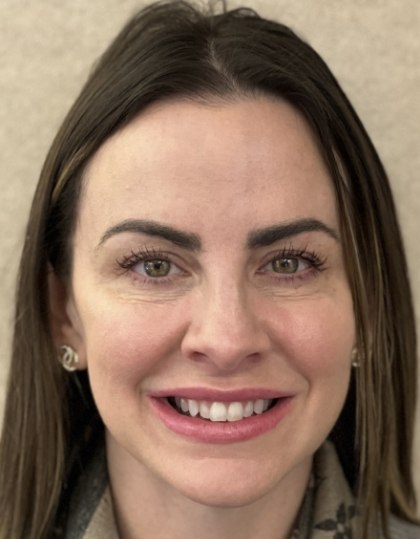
[181,289,269,372]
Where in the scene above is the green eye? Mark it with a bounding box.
[144,259,171,277]
[271,258,299,274]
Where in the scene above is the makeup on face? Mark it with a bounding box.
[149,387,294,443]
[69,97,355,510]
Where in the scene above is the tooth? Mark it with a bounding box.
[209,402,228,422]
[180,398,189,413]
[199,401,211,419]
[176,396,272,420]
[227,402,244,422]
[244,401,253,417]
[254,399,265,415]
[188,399,199,417]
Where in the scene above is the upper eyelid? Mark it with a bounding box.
[116,246,326,271]
[258,246,325,262]
[118,244,323,260]
[115,248,189,276]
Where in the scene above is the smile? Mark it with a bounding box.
[169,397,276,421]
[149,390,293,444]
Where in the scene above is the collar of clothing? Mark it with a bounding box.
[64,441,419,539]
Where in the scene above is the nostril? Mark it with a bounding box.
[188,351,209,363]
[248,352,262,363]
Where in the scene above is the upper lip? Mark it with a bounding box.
[149,387,293,402]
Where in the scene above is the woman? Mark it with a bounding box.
[0,1,418,538]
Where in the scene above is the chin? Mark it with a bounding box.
[167,458,286,508]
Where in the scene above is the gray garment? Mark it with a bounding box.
[389,515,420,539]
[64,444,108,539]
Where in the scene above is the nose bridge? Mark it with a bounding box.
[206,276,249,335]
[181,272,268,370]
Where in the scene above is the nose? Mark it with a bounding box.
[181,280,270,372]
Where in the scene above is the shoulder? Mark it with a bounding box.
[389,514,420,539]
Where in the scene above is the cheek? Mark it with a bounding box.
[263,293,354,447]
[267,293,355,380]
[77,294,189,388]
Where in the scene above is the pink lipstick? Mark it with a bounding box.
[149,388,293,443]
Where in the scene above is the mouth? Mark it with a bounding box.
[150,392,293,443]
[167,397,279,422]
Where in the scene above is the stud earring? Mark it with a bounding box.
[59,345,79,372]
[351,348,360,368]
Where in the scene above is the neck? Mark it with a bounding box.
[106,436,312,539]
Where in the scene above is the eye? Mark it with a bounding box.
[142,259,171,278]
[116,248,185,284]
[133,257,183,279]
[270,257,301,274]
[257,248,326,283]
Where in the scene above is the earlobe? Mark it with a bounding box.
[48,266,87,370]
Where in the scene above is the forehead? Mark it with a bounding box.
[80,97,337,242]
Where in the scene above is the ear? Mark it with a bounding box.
[48,266,87,370]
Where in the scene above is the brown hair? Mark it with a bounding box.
[0,1,417,537]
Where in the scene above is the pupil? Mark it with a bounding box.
[144,259,170,277]
[272,258,298,274]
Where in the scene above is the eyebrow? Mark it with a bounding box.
[98,217,338,251]
[98,219,202,251]
[246,218,339,248]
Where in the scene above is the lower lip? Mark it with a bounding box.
[149,397,293,443]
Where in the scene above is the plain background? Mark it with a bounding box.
[0,0,419,504]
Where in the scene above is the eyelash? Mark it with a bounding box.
[116,247,180,285]
[115,246,327,286]
[258,247,327,284]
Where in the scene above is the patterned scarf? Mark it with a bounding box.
[292,442,359,538]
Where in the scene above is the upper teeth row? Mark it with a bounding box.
[174,398,272,422]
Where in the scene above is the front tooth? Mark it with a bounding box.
[209,402,228,422]
[199,401,211,419]
[263,399,271,412]
[254,399,265,415]
[227,402,244,422]
[244,401,253,417]
[188,399,199,417]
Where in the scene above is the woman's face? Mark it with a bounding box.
[59,97,355,506]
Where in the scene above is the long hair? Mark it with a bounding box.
[0,2,417,537]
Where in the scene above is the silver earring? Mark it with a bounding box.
[59,345,79,372]
[351,348,360,368]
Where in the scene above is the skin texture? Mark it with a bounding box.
[53,97,355,539]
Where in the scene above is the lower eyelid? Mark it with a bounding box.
[261,267,320,286]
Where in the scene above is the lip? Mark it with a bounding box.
[148,388,294,444]
[149,387,289,402]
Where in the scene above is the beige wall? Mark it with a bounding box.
[0,0,419,502]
